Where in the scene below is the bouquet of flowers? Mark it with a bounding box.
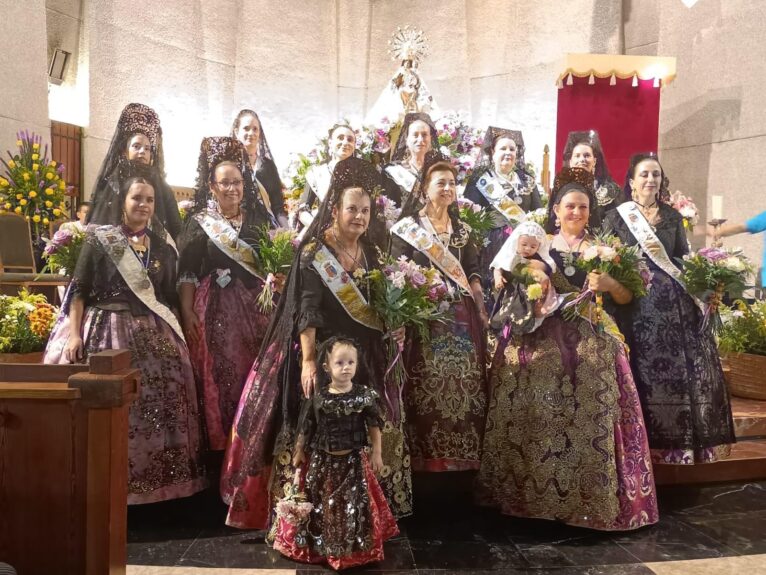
[719,299,766,357]
[679,246,753,333]
[562,234,651,333]
[356,121,392,163]
[669,191,699,232]
[177,199,194,221]
[275,469,313,527]
[457,197,494,248]
[0,131,72,234]
[255,227,298,312]
[365,255,453,420]
[0,289,58,353]
[524,208,548,228]
[376,194,401,231]
[435,112,483,185]
[41,226,85,274]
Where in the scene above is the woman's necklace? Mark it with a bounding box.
[332,228,364,270]
[554,230,586,276]
[122,226,151,267]
[635,199,659,227]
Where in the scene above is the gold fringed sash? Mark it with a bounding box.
[194,209,265,281]
[616,202,703,311]
[95,226,185,341]
[390,216,472,294]
[312,245,385,332]
[475,172,526,224]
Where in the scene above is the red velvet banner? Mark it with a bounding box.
[556,75,661,185]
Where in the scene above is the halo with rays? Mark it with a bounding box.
[388,26,429,64]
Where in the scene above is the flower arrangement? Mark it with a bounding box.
[356,120,393,162]
[679,246,754,332]
[456,197,494,248]
[178,199,194,221]
[719,300,766,357]
[0,289,58,353]
[669,191,699,232]
[255,227,298,312]
[376,194,401,231]
[365,255,452,420]
[276,471,313,527]
[435,111,483,185]
[0,131,71,233]
[524,208,548,228]
[41,226,85,274]
[563,234,650,332]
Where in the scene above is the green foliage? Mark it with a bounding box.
[719,300,766,357]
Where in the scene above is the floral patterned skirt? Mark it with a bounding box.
[404,296,487,471]
[190,274,271,450]
[477,314,659,531]
[272,450,398,570]
[611,267,735,464]
[44,306,207,504]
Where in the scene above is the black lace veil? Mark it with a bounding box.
[545,166,601,234]
[390,112,439,163]
[87,103,181,238]
[467,125,532,190]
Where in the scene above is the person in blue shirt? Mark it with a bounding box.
[712,210,766,287]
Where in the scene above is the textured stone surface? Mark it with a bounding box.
[0,0,50,154]
[623,0,659,51]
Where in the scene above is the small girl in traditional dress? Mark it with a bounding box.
[490,220,561,334]
[272,337,399,570]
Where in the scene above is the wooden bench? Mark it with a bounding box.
[0,350,139,575]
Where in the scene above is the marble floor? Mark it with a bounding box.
[128,479,766,574]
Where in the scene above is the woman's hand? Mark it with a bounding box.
[181,309,201,346]
[587,271,615,293]
[64,335,84,363]
[301,359,318,398]
[273,273,287,295]
[389,326,406,346]
[292,449,306,468]
[370,449,384,474]
[493,268,506,291]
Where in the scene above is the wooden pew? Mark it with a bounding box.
[0,350,139,575]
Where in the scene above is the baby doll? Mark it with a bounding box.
[489,221,560,333]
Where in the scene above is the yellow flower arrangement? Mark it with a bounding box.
[0,290,58,353]
[1,131,69,230]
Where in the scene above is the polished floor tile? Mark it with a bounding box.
[127,480,766,572]
[647,553,766,574]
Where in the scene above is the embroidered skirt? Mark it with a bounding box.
[190,274,271,450]
[272,450,398,570]
[44,306,207,504]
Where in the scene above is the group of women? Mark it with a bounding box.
[42,104,734,538]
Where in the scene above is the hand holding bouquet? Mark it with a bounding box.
[255,227,298,312]
[679,246,753,333]
[41,226,85,275]
[563,234,650,332]
[365,255,453,422]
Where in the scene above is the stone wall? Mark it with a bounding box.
[624,0,766,265]
[0,0,50,158]
[37,0,623,191]
[2,0,764,274]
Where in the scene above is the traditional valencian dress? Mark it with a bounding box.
[604,202,735,463]
[273,384,398,570]
[44,225,206,503]
[221,239,413,528]
[178,204,272,450]
[476,244,659,530]
[391,213,487,471]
